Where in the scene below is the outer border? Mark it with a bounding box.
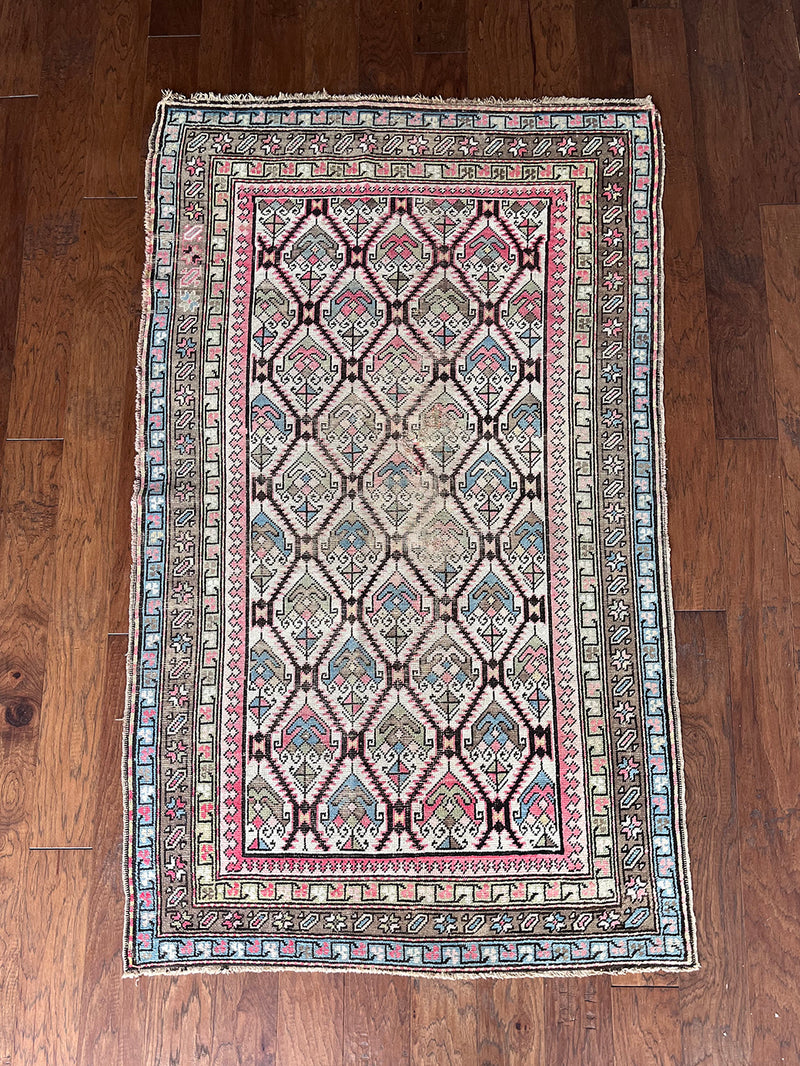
[122,90,697,978]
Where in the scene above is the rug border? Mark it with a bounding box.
[647,104,699,973]
[122,93,172,979]
[122,90,698,979]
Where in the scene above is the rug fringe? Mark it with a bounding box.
[158,87,657,113]
[123,955,699,980]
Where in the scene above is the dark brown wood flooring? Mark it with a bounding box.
[1,1,799,1062]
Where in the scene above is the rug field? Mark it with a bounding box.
[123,92,696,976]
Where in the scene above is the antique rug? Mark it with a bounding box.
[124,92,696,976]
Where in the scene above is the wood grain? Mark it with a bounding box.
[197,0,253,95]
[629,8,724,611]
[249,0,307,96]
[674,612,751,1066]
[575,0,633,97]
[467,0,535,99]
[34,200,140,845]
[123,976,217,1063]
[411,979,478,1066]
[0,0,43,95]
[682,0,776,438]
[762,206,800,678]
[0,97,36,475]
[542,977,615,1066]
[477,979,546,1066]
[85,0,150,197]
[0,440,62,1066]
[611,972,678,988]
[750,212,800,1064]
[106,206,143,637]
[611,986,681,1066]
[720,439,800,1065]
[141,34,201,160]
[277,972,343,1066]
[344,974,411,1065]
[76,635,126,1066]
[123,973,279,1064]
[7,0,98,440]
[106,301,139,636]
[212,974,279,1066]
[201,0,308,98]
[305,0,359,92]
[13,850,93,1065]
[149,0,203,37]
[359,0,414,95]
[412,51,468,98]
[529,0,579,97]
[0,441,62,757]
[736,0,800,204]
[413,0,467,53]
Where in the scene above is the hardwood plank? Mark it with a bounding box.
[0,0,43,95]
[410,979,478,1066]
[122,973,279,1064]
[142,34,201,161]
[412,51,468,98]
[722,441,793,606]
[529,0,579,98]
[0,441,62,746]
[197,0,252,95]
[574,0,633,97]
[413,0,467,53]
[762,206,800,675]
[12,850,93,1065]
[344,974,411,1066]
[611,973,678,988]
[0,97,36,478]
[107,211,142,638]
[212,975,279,1066]
[107,323,138,637]
[737,0,800,204]
[629,9,724,611]
[720,439,800,1065]
[122,977,215,1063]
[149,0,203,36]
[611,987,681,1065]
[85,0,150,197]
[76,635,126,1066]
[305,0,359,93]
[467,0,535,99]
[33,200,140,845]
[10,238,80,442]
[7,0,98,440]
[276,972,344,1066]
[0,440,62,1066]
[359,0,414,96]
[682,0,776,438]
[248,0,306,97]
[675,611,750,1066]
[542,977,614,1066]
[476,980,546,1066]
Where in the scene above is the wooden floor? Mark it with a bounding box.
[1,0,799,1062]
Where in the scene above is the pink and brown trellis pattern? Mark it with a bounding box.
[124,93,696,976]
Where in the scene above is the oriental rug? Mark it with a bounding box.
[124,92,697,977]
